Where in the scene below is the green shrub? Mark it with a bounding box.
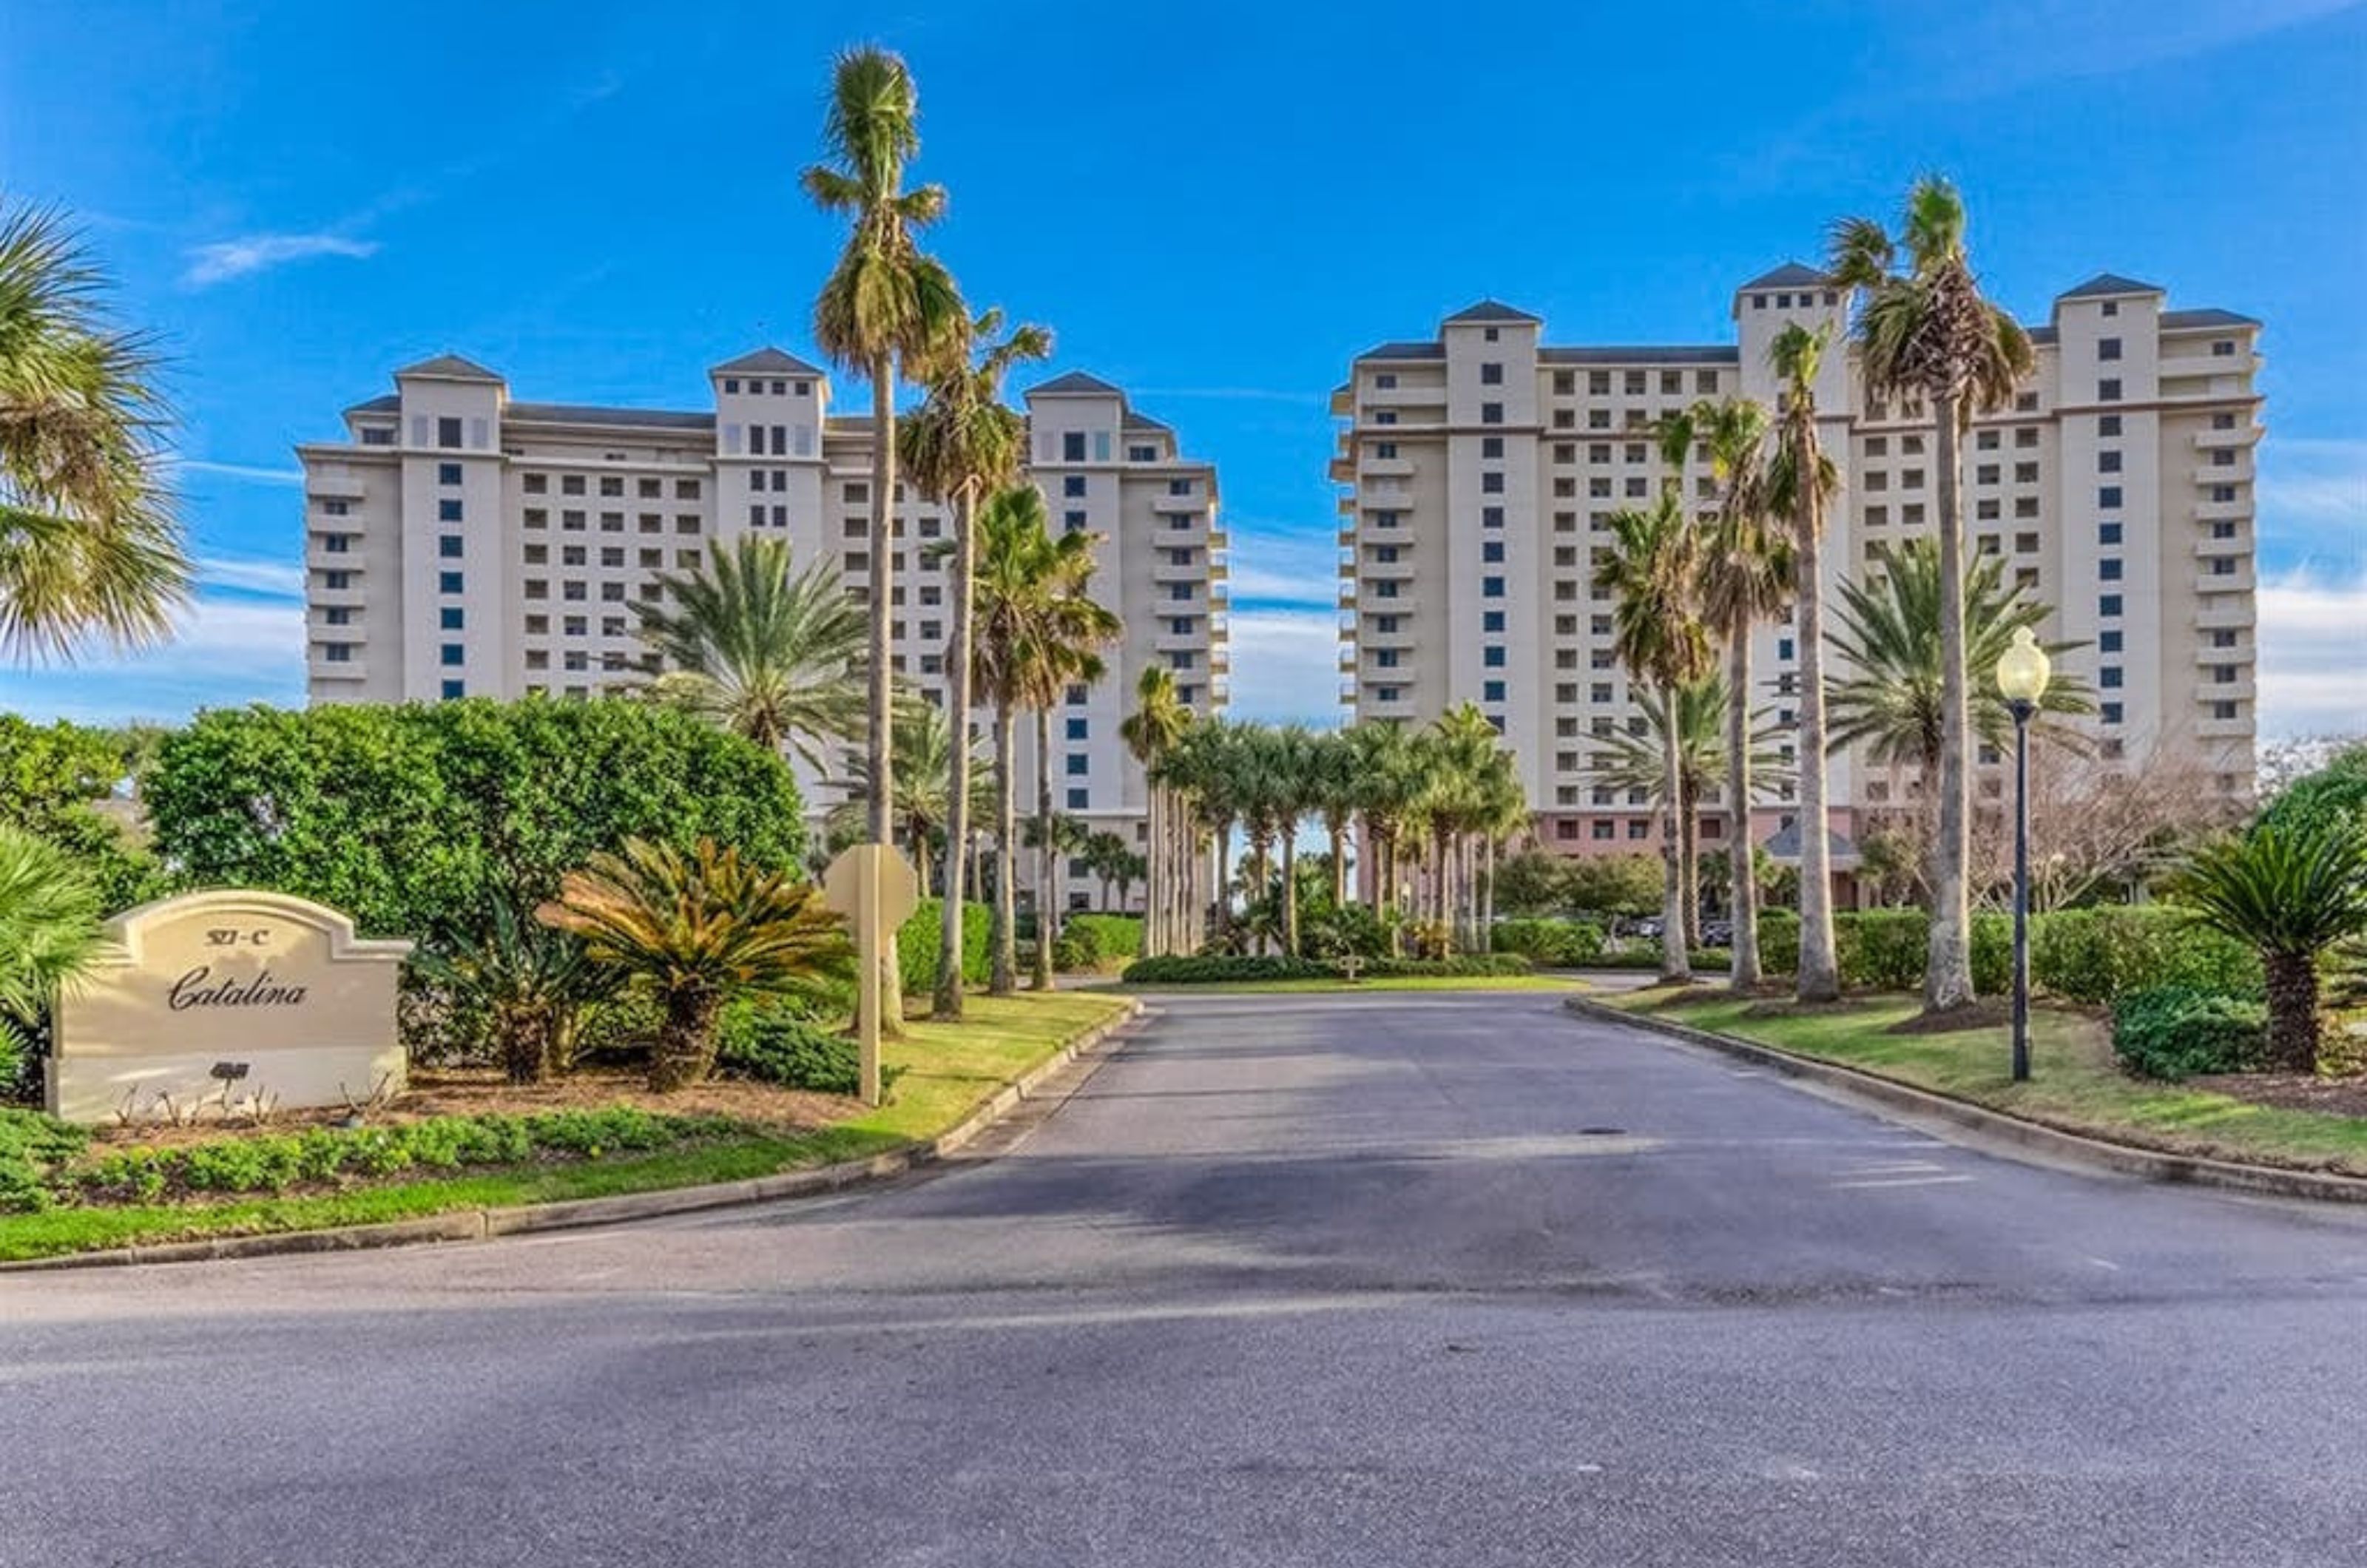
[2111,986,2269,1080]
[1051,920,1102,973]
[1364,953,1531,978]
[1067,913,1143,962]
[2030,906,2262,1004]
[716,1004,894,1096]
[59,1107,743,1206]
[1490,918,1607,966]
[897,898,993,998]
[1300,901,1394,960]
[1755,910,1800,975]
[1834,910,1928,990]
[0,1108,90,1212]
[145,700,806,947]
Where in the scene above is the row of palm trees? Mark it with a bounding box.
[1119,702,1527,961]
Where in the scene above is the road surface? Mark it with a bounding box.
[5,992,2366,1567]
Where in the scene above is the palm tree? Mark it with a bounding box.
[1687,397,1788,989]
[632,538,865,766]
[1121,666,1194,956]
[804,46,965,856]
[829,702,959,895]
[1829,177,2036,1013]
[900,308,1050,1018]
[1765,322,1844,1001]
[1306,729,1361,912]
[0,824,103,1080]
[1348,721,1422,945]
[971,484,1120,993]
[2175,822,2367,1074]
[537,837,851,1092]
[1826,538,2092,845]
[1594,493,1712,981]
[0,197,190,658]
[411,896,616,1085]
[1590,676,1792,871]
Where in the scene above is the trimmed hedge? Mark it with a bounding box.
[2028,906,2261,1004]
[1121,952,1532,984]
[897,898,992,998]
[717,1006,902,1096]
[1067,913,1144,963]
[2111,986,2268,1080]
[1491,918,1607,967]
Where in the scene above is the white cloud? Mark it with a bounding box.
[183,232,379,287]
[174,459,305,487]
[195,556,306,598]
[1222,523,1340,607]
[0,593,304,726]
[1224,608,1343,727]
[2258,564,2367,740]
[2257,437,2367,533]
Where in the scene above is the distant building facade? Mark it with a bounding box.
[1331,270,2260,882]
[297,354,1228,905]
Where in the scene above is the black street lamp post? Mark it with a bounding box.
[1995,626,2052,1084]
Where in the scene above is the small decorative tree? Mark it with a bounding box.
[538,839,852,1092]
[2174,822,2367,1074]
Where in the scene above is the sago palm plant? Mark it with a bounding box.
[2174,823,2367,1075]
[537,838,851,1092]
[0,824,104,1090]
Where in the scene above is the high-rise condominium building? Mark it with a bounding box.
[1331,269,2260,879]
[297,354,1227,899]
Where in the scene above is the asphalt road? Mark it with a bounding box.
[7,993,2367,1567]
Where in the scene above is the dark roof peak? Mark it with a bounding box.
[711,347,825,376]
[395,353,502,382]
[1443,300,1542,325]
[1739,262,1830,291]
[2059,272,2164,301]
[1026,370,1126,398]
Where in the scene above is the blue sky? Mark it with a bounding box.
[2,0,2361,734]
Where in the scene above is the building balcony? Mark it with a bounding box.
[2195,643,2255,666]
[1337,527,1357,547]
[1360,591,1417,615]
[1327,456,1354,484]
[2194,601,2255,632]
[2192,535,2250,558]
[2196,567,2255,595]
[2161,350,2256,381]
[1360,621,1416,649]
[304,541,361,570]
[305,470,367,502]
[1150,555,1203,582]
[1152,629,1209,654]
[306,652,366,680]
[2196,715,2252,740]
[1360,456,1415,479]
[1360,380,1444,407]
[2198,677,2258,704]
[2192,425,2260,452]
[2192,460,2253,487]
[2195,497,2248,522]
[1328,386,1353,418]
[1361,559,1417,582]
[1155,514,1212,543]
[1337,493,1357,516]
[309,573,365,604]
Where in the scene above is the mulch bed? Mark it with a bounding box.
[2189,1071,2367,1118]
[85,1068,847,1149]
[1883,999,2015,1036]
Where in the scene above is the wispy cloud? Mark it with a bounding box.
[2258,563,2367,739]
[1221,522,1340,608]
[183,232,379,287]
[2257,436,2367,538]
[195,556,306,598]
[172,459,306,487]
[1137,387,1317,405]
[0,594,304,726]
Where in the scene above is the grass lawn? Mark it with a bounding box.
[1104,974,1588,996]
[1609,990,2367,1178]
[0,991,1133,1265]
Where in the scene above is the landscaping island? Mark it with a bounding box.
[0,992,1132,1264]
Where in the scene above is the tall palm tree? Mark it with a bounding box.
[1595,493,1712,981]
[899,307,1050,1017]
[2175,822,2367,1074]
[971,484,1119,993]
[1423,704,1503,953]
[632,538,865,766]
[828,702,959,895]
[1307,729,1361,912]
[1121,666,1194,956]
[1826,537,2092,824]
[537,837,851,1092]
[1590,677,1792,839]
[1689,396,1788,989]
[1765,322,1845,1001]
[1348,721,1422,945]
[0,197,189,658]
[1829,177,2036,1013]
[803,46,965,855]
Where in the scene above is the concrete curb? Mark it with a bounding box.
[4,998,1146,1273]
[1562,995,2367,1206]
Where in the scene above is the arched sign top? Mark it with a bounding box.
[92,889,413,971]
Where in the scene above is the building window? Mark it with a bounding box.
[438,535,464,558]
[2101,702,2123,725]
[436,416,462,449]
[1480,402,1504,425]
[2098,486,2122,510]
[437,462,462,486]
[1480,362,1504,385]
[1482,575,1505,598]
[2098,379,2122,402]
[2099,522,2121,545]
[2099,415,2122,437]
[439,607,463,631]
[441,680,465,700]
[2100,630,2123,653]
[439,571,464,594]
[1064,474,1087,497]
[1483,680,1506,703]
[2100,558,2123,581]
[2098,337,2122,362]
[1483,646,1505,668]
[2100,594,2122,617]
[2098,450,2122,473]
[1482,610,1505,633]
[323,643,351,663]
[2101,666,2124,689]
[2212,340,2237,357]
[1482,541,1505,564]
[1064,754,1089,777]
[438,498,463,523]
[439,643,464,667]
[1481,471,1505,494]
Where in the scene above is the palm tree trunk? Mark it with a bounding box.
[1795,453,1840,1004]
[990,700,1018,996]
[1033,706,1055,991]
[1726,621,1761,991]
[933,486,976,1019]
[1925,392,1976,1012]
[1282,830,1300,956]
[1679,783,1701,950]
[1659,686,1692,982]
[649,986,723,1094]
[865,354,905,1035]
[1329,820,1348,910]
[2263,950,2322,1073]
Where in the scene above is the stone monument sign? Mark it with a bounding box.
[49,890,413,1123]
